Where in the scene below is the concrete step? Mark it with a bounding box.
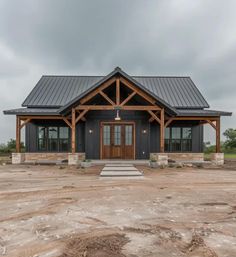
[100,171,143,177]
[100,164,143,177]
[103,166,138,171]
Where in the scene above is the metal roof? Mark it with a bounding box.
[176,109,232,117]
[3,108,59,115]
[22,68,209,109]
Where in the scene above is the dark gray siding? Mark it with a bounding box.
[25,114,204,157]
[84,110,150,159]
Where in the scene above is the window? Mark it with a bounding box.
[165,127,192,152]
[125,125,132,146]
[37,126,70,152]
[59,127,69,151]
[38,127,46,151]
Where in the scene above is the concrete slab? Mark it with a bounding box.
[103,167,138,171]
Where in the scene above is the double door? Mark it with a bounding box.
[101,122,135,159]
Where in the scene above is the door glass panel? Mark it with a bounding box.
[48,127,58,151]
[103,125,110,145]
[114,125,121,145]
[125,125,132,145]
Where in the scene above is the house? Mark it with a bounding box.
[4,67,231,165]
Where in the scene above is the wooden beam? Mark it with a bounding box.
[62,117,72,128]
[164,118,174,128]
[206,119,217,130]
[76,105,161,111]
[71,108,76,154]
[80,77,116,104]
[116,77,120,105]
[166,117,219,121]
[149,111,159,122]
[75,109,88,124]
[120,91,136,106]
[16,116,21,153]
[160,109,165,153]
[147,110,161,124]
[99,91,115,105]
[216,118,221,153]
[19,115,68,120]
[20,118,31,129]
[120,77,156,105]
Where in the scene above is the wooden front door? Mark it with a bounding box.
[101,122,135,159]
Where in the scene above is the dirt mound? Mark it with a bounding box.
[59,233,129,257]
[184,234,218,257]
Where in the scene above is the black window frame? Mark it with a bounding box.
[164,127,192,152]
[37,125,71,152]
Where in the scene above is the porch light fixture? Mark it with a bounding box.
[115,110,121,121]
[142,129,147,134]
[89,129,93,134]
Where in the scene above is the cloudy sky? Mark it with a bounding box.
[0,0,235,144]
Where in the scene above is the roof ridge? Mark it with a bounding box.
[42,75,191,78]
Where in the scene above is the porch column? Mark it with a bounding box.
[160,108,165,152]
[16,116,21,153]
[216,118,221,153]
[71,108,76,153]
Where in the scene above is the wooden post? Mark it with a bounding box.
[116,77,120,105]
[216,118,221,153]
[71,108,76,154]
[16,116,21,153]
[160,109,165,152]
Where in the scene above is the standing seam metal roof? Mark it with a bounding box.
[22,74,209,109]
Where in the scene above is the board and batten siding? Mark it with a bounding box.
[25,112,204,158]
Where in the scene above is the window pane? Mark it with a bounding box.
[171,127,181,139]
[171,139,181,151]
[103,125,110,145]
[59,139,69,151]
[59,127,69,139]
[182,127,192,139]
[114,125,121,145]
[48,127,58,139]
[38,127,46,151]
[182,139,192,152]
[48,127,58,151]
[125,125,132,146]
[165,127,170,139]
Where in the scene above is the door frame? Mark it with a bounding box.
[100,121,136,159]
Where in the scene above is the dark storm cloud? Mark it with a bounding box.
[0,0,235,142]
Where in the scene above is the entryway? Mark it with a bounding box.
[100,122,135,159]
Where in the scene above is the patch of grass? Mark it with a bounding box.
[204,153,236,159]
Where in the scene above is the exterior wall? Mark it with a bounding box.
[85,110,150,159]
[25,114,204,160]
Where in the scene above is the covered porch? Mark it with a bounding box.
[12,72,226,165]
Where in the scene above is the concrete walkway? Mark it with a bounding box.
[100,164,143,177]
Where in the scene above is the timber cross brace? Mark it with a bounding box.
[74,75,165,153]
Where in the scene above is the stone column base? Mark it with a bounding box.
[12,153,25,164]
[210,153,224,165]
[68,153,85,165]
[150,153,168,166]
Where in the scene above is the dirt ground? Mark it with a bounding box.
[0,163,236,257]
